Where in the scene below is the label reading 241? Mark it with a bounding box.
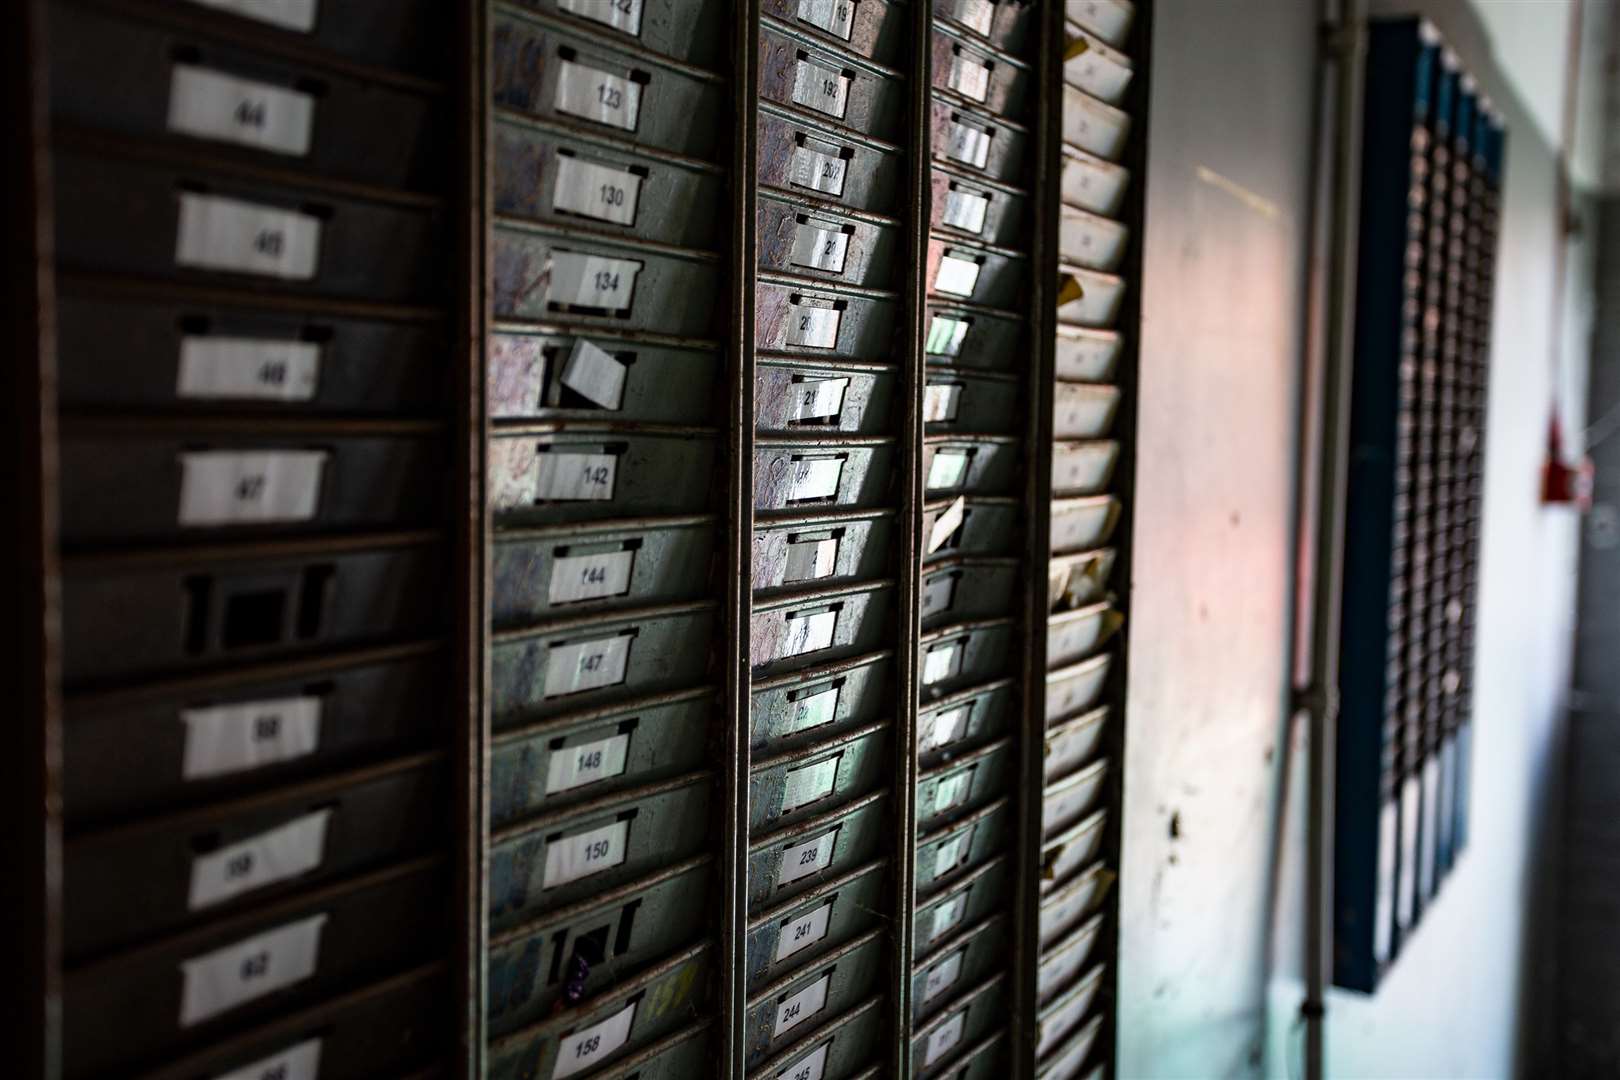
[775,900,834,961]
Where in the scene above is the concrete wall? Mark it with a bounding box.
[1119,0,1595,1076]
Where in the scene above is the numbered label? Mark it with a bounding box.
[947,121,992,169]
[777,829,838,887]
[927,495,967,554]
[929,892,968,943]
[791,57,851,119]
[179,913,327,1027]
[545,733,631,796]
[169,66,314,157]
[934,253,982,297]
[927,448,971,491]
[786,685,840,736]
[943,187,991,234]
[178,449,327,527]
[773,973,832,1038]
[553,156,643,227]
[182,695,322,781]
[213,1037,322,1080]
[544,819,630,889]
[544,634,632,698]
[924,1009,967,1066]
[1073,0,1133,45]
[555,60,642,131]
[789,456,844,502]
[188,0,317,31]
[178,337,320,402]
[791,219,850,274]
[559,0,644,36]
[775,900,834,961]
[189,809,331,910]
[923,704,970,752]
[549,548,635,605]
[776,1041,830,1080]
[534,451,618,502]
[790,136,849,197]
[925,315,971,357]
[784,537,839,583]
[786,304,842,349]
[559,337,629,410]
[932,831,970,877]
[933,768,972,812]
[947,52,992,102]
[923,383,963,422]
[953,0,994,34]
[797,0,855,39]
[781,608,838,658]
[922,639,963,685]
[781,756,840,813]
[548,251,642,313]
[923,948,965,1002]
[552,1000,637,1079]
[1374,801,1395,962]
[920,573,957,619]
[176,193,321,280]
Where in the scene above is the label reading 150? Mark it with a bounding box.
[543,819,630,889]
[553,156,643,227]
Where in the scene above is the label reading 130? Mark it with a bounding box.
[553,156,642,227]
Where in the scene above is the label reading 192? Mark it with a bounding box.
[791,57,851,119]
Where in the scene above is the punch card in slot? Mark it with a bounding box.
[934,249,983,298]
[927,496,967,553]
[547,250,643,317]
[948,47,992,103]
[923,700,971,752]
[553,150,645,227]
[531,444,622,503]
[784,530,841,583]
[178,449,328,527]
[790,133,852,198]
[179,912,327,1027]
[544,630,634,698]
[777,826,839,887]
[923,381,963,422]
[790,376,849,425]
[785,681,841,737]
[932,764,975,813]
[928,890,967,943]
[791,215,853,274]
[774,970,832,1038]
[557,338,630,410]
[788,454,846,504]
[924,948,965,1002]
[168,63,315,158]
[943,182,991,235]
[792,52,852,120]
[923,637,965,686]
[545,722,634,795]
[947,114,993,170]
[776,897,834,961]
[559,0,645,37]
[780,604,840,659]
[188,0,319,33]
[544,815,631,889]
[797,0,855,40]
[786,295,844,349]
[177,332,322,402]
[553,997,638,1078]
[175,193,322,280]
[927,446,973,491]
[547,539,638,605]
[554,53,646,132]
[926,313,972,358]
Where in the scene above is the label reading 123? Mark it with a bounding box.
[555,60,642,131]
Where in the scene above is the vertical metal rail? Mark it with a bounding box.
[5,2,61,1077]
[723,3,761,1076]
[1014,0,1065,1075]
[458,0,491,1074]
[1302,0,1366,1075]
[891,1,934,1073]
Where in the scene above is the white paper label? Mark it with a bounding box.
[182,696,322,781]
[781,756,840,813]
[925,1010,967,1066]
[792,58,851,119]
[553,1000,637,1080]
[787,685,840,735]
[545,733,630,795]
[924,704,970,752]
[927,496,967,554]
[189,809,331,910]
[791,219,850,274]
[773,974,832,1038]
[923,383,963,422]
[797,0,855,39]
[921,573,957,618]
[787,304,841,349]
[213,1038,322,1080]
[169,66,313,156]
[534,452,618,502]
[924,949,966,1002]
[555,60,642,131]
[927,449,971,490]
[929,892,968,942]
[178,337,320,402]
[548,251,641,312]
[777,1042,830,1080]
[932,831,969,877]
[178,449,327,527]
[559,0,644,36]
[1374,799,1396,963]
[943,187,991,235]
[934,768,972,813]
[776,900,834,961]
[188,0,318,31]
[782,608,838,657]
[544,634,632,697]
[922,640,962,685]
[176,194,321,280]
[948,52,991,102]
[1397,777,1419,928]
[947,121,992,169]
[785,538,840,583]
[777,829,838,886]
[180,914,326,1027]
[789,456,844,502]
[926,315,971,356]
[791,378,849,423]
[559,339,629,409]
[935,254,982,297]
[548,549,635,604]
[954,0,994,34]
[790,137,849,197]
[553,156,643,227]
[544,819,629,889]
